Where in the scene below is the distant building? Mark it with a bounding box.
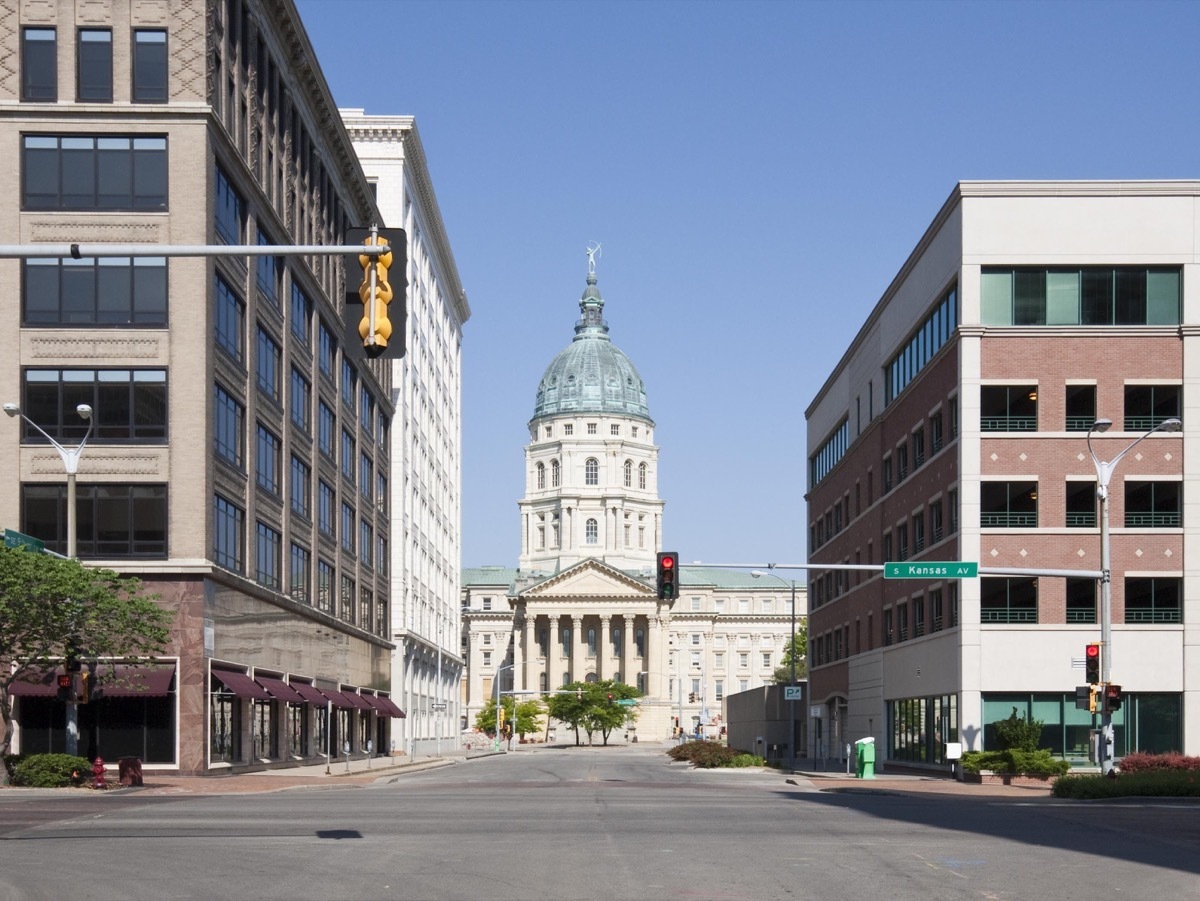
[462,263,806,743]
[341,110,469,756]
[806,181,1200,769]
[2,0,402,774]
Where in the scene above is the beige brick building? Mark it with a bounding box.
[2,0,402,774]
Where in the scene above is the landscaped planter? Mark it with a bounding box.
[962,770,1057,788]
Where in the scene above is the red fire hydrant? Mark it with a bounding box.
[92,757,107,790]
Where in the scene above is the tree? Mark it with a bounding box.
[474,696,544,739]
[0,546,174,782]
[545,680,640,746]
[772,624,809,684]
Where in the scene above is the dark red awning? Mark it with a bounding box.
[211,669,271,700]
[254,675,305,704]
[289,682,332,706]
[340,690,374,712]
[373,695,406,718]
[322,690,356,710]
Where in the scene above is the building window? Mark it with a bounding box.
[883,457,893,493]
[256,328,281,403]
[214,275,244,361]
[638,463,647,489]
[913,597,925,637]
[20,368,166,442]
[213,384,244,467]
[611,424,620,436]
[885,286,958,404]
[290,455,311,519]
[896,523,909,560]
[317,321,337,381]
[980,481,1038,527]
[896,443,909,481]
[981,385,1037,431]
[1065,578,1096,624]
[22,134,167,211]
[930,410,943,452]
[585,518,598,544]
[980,577,1038,624]
[318,480,335,538]
[341,429,355,482]
[341,358,357,408]
[214,165,244,243]
[255,424,281,495]
[23,256,169,327]
[21,27,56,102]
[21,483,167,558]
[290,368,310,433]
[948,488,959,534]
[340,575,355,623]
[291,284,312,348]
[257,229,283,309]
[587,423,597,435]
[585,458,599,486]
[213,494,244,572]
[1125,577,1181,623]
[359,452,373,501]
[897,605,909,642]
[564,424,573,436]
[77,28,112,102]
[551,459,560,487]
[1124,481,1181,527]
[131,29,167,102]
[981,267,1181,326]
[1065,481,1097,527]
[341,503,355,553]
[359,391,375,436]
[316,559,334,613]
[635,629,645,657]
[359,520,373,568]
[360,587,373,633]
[536,462,545,489]
[738,652,749,669]
[930,589,943,632]
[318,401,335,459]
[255,521,281,590]
[882,609,894,646]
[624,460,632,487]
[1124,384,1181,432]
[912,511,925,552]
[1066,385,1096,432]
[289,543,311,603]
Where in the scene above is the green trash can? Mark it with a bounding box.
[855,737,876,779]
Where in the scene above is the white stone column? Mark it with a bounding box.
[598,615,610,680]
[623,614,636,686]
[571,614,585,682]
[512,611,524,693]
[524,613,537,691]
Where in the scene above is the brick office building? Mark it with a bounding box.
[806,181,1199,770]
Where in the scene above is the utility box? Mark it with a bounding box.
[854,737,876,779]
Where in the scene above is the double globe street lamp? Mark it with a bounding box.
[1085,415,1182,775]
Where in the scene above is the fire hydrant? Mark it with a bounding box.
[92,757,107,790]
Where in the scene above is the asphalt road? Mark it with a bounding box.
[0,745,1197,901]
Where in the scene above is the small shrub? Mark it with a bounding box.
[960,749,1069,776]
[1117,751,1200,774]
[726,753,765,768]
[992,707,1043,752]
[11,753,92,788]
[668,740,708,762]
[1053,770,1200,799]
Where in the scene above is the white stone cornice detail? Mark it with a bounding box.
[29,335,164,360]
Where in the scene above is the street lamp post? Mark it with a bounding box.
[1086,415,1181,775]
[753,568,798,772]
[4,401,95,758]
[493,663,514,751]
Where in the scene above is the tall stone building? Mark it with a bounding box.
[462,260,807,743]
[2,0,402,775]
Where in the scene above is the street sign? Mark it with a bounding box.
[783,686,803,701]
[3,529,45,553]
[617,699,638,706]
[884,561,978,579]
[430,703,447,711]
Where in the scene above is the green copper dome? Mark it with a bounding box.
[532,271,651,423]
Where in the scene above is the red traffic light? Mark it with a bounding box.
[661,556,674,570]
[1085,644,1099,658]
[56,674,72,688]
[1085,642,1101,683]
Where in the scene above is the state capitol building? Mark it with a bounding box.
[461,258,809,745]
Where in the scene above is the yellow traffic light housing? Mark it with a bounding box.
[358,235,394,358]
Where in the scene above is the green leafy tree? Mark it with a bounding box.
[546,680,640,746]
[0,546,174,783]
[991,707,1044,752]
[772,624,809,684]
[474,696,544,739]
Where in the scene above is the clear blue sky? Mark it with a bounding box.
[295,0,1199,570]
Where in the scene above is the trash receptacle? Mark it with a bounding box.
[854,737,876,779]
[118,757,143,786]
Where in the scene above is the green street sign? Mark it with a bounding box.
[885,561,978,579]
[3,529,45,553]
[617,699,638,706]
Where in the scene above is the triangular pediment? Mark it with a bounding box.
[520,557,655,600]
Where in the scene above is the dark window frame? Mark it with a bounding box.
[76,28,113,102]
[23,256,168,327]
[21,482,168,558]
[22,134,168,211]
[20,367,167,443]
[131,28,168,102]
[21,27,57,102]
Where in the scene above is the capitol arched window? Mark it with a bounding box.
[551,459,560,487]
[587,628,596,656]
[638,462,647,489]
[585,518,598,544]
[585,458,599,486]
[536,462,545,489]
[623,460,632,487]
